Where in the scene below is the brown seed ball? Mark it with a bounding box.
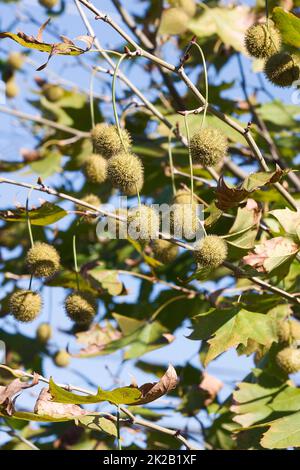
[128,205,160,241]
[276,347,300,374]
[91,123,131,158]
[26,242,60,278]
[7,52,24,70]
[152,239,178,264]
[264,52,300,88]
[65,292,96,325]
[190,127,228,166]
[76,194,101,224]
[83,154,107,184]
[9,290,42,323]
[39,0,58,8]
[194,235,227,269]
[171,203,200,240]
[42,84,64,102]
[5,79,19,99]
[107,152,144,196]
[245,23,281,59]
[54,350,70,368]
[36,323,52,343]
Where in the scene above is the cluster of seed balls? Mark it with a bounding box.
[8,241,97,367]
[245,22,300,87]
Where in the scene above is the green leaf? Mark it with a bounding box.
[272,7,300,48]
[77,415,118,437]
[0,201,67,226]
[261,411,300,449]
[269,208,300,240]
[49,377,142,405]
[189,308,277,365]
[29,151,62,177]
[88,267,123,296]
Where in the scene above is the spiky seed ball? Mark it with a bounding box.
[7,52,24,70]
[275,347,300,374]
[173,189,196,205]
[91,124,131,158]
[107,152,144,196]
[9,290,42,322]
[76,194,101,224]
[171,203,199,240]
[244,23,281,59]
[194,235,227,268]
[38,0,58,8]
[264,52,300,88]
[42,84,64,102]
[65,292,96,325]
[36,323,52,343]
[128,205,159,241]
[54,350,70,368]
[190,127,228,166]
[84,154,107,184]
[277,319,300,343]
[5,79,19,99]
[152,239,178,264]
[26,242,60,278]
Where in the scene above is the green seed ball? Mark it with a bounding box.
[193,235,227,269]
[26,242,60,278]
[7,52,24,70]
[128,205,160,241]
[107,152,144,196]
[39,0,58,8]
[5,79,19,99]
[275,347,300,374]
[91,123,131,158]
[245,23,281,59]
[171,203,199,240]
[76,194,101,224]
[54,350,70,368]
[172,189,196,205]
[43,84,64,102]
[264,52,300,88]
[65,292,96,325]
[84,154,107,184]
[277,319,300,343]
[36,322,52,343]
[9,290,42,323]
[190,127,228,166]
[152,239,178,264]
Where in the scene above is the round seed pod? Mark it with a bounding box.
[76,194,101,224]
[84,154,107,184]
[107,152,144,196]
[277,319,300,343]
[264,52,300,88]
[5,79,19,99]
[39,0,58,8]
[91,123,131,158]
[194,235,227,269]
[7,52,24,70]
[65,292,96,325]
[54,350,70,368]
[152,239,178,264]
[36,322,52,343]
[244,23,281,59]
[128,205,160,241]
[172,189,196,205]
[26,242,60,278]
[171,203,199,240]
[42,84,64,102]
[275,347,300,374]
[190,127,228,167]
[9,290,42,323]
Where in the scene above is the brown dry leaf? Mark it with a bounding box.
[74,323,122,357]
[132,365,178,405]
[0,374,39,416]
[243,236,299,273]
[34,388,88,419]
[199,372,223,406]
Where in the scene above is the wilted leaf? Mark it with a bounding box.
[0,201,67,226]
[269,208,300,240]
[34,388,88,419]
[73,323,122,357]
[0,374,39,416]
[199,372,223,406]
[133,365,178,405]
